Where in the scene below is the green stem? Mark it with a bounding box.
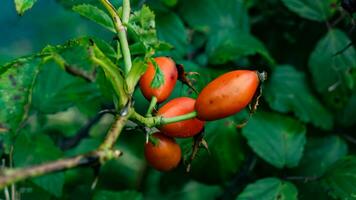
[146,96,157,117]
[122,0,130,24]
[118,31,132,75]
[131,110,160,127]
[130,110,198,128]
[99,0,132,75]
[161,111,198,125]
[99,113,130,150]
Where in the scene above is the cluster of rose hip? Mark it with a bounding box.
[140,57,261,171]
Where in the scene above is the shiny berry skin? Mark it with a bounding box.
[157,97,205,138]
[144,132,181,171]
[139,57,178,103]
[195,70,260,121]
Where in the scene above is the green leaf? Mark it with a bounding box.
[206,29,274,64]
[160,0,178,7]
[19,182,52,200]
[42,37,117,73]
[128,5,159,52]
[237,178,298,200]
[93,190,143,200]
[308,29,356,109]
[89,42,128,106]
[73,4,115,33]
[338,91,356,126]
[149,58,165,88]
[32,60,102,114]
[322,156,356,200]
[294,135,348,177]
[242,112,306,168]
[14,133,64,197]
[178,0,249,33]
[14,0,37,15]
[156,11,188,58]
[0,57,41,133]
[296,181,333,200]
[127,58,148,93]
[188,118,245,184]
[264,65,333,130]
[281,0,337,21]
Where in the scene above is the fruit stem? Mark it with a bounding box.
[130,110,198,127]
[146,96,157,117]
[161,111,198,125]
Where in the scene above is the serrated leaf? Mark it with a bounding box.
[178,0,249,33]
[73,4,115,33]
[237,178,298,200]
[93,190,143,200]
[294,135,348,177]
[14,0,37,15]
[206,29,274,64]
[128,5,159,52]
[14,133,64,197]
[322,156,356,199]
[242,112,306,168]
[187,118,245,184]
[281,0,337,21]
[0,56,41,133]
[149,58,165,88]
[264,65,333,130]
[308,29,356,109]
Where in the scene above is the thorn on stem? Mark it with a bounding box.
[176,64,199,94]
[186,130,208,172]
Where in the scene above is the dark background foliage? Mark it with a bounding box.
[1,0,356,199]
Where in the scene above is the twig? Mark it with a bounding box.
[0,105,132,189]
[341,134,356,145]
[9,146,15,200]
[0,0,136,192]
[0,149,122,189]
[99,111,130,150]
[52,53,95,82]
[64,64,95,82]
[2,159,10,200]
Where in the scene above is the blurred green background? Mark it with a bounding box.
[1,0,356,199]
[0,0,112,64]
